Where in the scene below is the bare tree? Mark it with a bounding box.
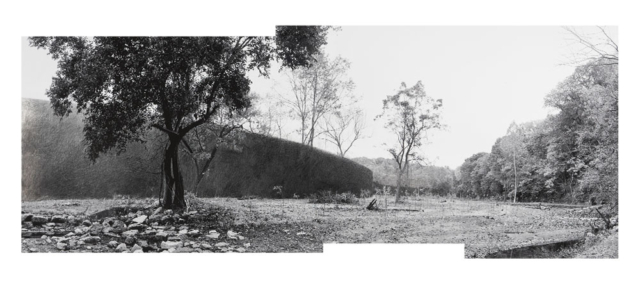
[182,102,251,194]
[322,108,365,157]
[376,81,443,203]
[243,100,288,139]
[278,52,355,147]
[563,26,618,66]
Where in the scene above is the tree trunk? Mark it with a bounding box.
[395,168,403,203]
[162,139,187,210]
[192,146,219,194]
[513,152,517,203]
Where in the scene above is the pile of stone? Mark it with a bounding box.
[21,207,250,253]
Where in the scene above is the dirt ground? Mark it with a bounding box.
[21,196,604,257]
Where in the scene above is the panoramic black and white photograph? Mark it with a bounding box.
[8,1,638,297]
[20,26,619,258]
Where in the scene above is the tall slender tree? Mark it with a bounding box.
[376,81,443,203]
[500,122,524,203]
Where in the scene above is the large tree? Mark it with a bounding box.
[376,81,443,203]
[30,28,329,210]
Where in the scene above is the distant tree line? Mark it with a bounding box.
[354,157,455,197]
[455,59,617,205]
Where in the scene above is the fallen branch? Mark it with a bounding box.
[505,202,592,209]
[366,198,378,211]
[594,208,613,229]
[386,207,423,212]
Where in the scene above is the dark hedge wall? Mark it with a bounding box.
[22,98,373,200]
[193,133,373,198]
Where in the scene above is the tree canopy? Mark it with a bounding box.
[30,28,331,209]
[455,60,617,205]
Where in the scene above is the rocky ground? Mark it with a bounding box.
[21,196,617,257]
[21,200,322,253]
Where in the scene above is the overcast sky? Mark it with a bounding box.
[21,26,617,169]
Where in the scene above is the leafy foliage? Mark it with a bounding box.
[456,60,617,205]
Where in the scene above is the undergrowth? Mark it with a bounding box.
[308,191,359,204]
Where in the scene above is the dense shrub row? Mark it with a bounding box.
[189,133,373,198]
[22,98,373,200]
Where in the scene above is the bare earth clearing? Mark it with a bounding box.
[21,196,609,257]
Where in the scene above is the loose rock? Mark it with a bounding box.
[51,215,67,223]
[81,236,101,244]
[174,247,194,253]
[110,220,127,233]
[128,223,147,231]
[22,214,33,223]
[160,241,182,249]
[122,230,138,237]
[56,242,68,250]
[32,215,49,225]
[89,223,103,236]
[125,236,136,246]
[132,215,148,224]
[206,231,220,239]
[227,230,239,239]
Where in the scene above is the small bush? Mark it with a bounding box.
[309,191,358,204]
[360,189,372,198]
[185,191,199,211]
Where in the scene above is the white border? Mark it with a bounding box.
[3,1,637,298]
